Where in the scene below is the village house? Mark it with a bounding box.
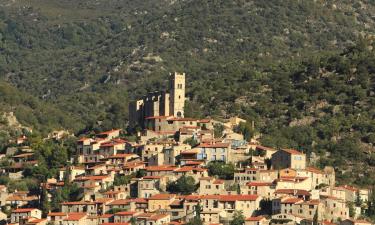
[321,195,349,222]
[11,208,42,223]
[271,149,306,170]
[242,181,276,198]
[198,177,226,195]
[234,168,278,184]
[195,142,232,163]
[148,194,177,212]
[200,194,261,224]
[136,176,164,198]
[245,216,269,225]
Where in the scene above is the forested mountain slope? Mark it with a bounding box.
[1,0,375,184]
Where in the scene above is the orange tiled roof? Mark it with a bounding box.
[12,208,37,213]
[305,167,324,174]
[61,201,95,205]
[107,199,129,205]
[200,194,258,201]
[255,146,276,151]
[74,175,110,181]
[149,194,176,200]
[149,214,169,221]
[64,213,87,221]
[146,165,176,172]
[275,189,311,196]
[213,179,224,184]
[247,182,274,187]
[246,216,265,221]
[99,214,114,218]
[281,198,303,204]
[198,143,230,148]
[115,211,138,216]
[106,154,138,159]
[282,149,304,155]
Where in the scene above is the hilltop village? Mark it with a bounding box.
[0,73,373,225]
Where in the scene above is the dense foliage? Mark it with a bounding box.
[207,161,235,180]
[0,0,375,185]
[167,175,197,195]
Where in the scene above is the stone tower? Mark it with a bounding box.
[169,72,185,117]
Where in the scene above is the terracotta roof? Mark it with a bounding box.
[12,208,38,213]
[27,218,47,224]
[246,216,265,221]
[95,198,114,204]
[282,149,304,155]
[129,198,147,203]
[167,117,197,122]
[297,199,320,205]
[339,185,358,192]
[106,154,138,159]
[213,179,224,184]
[149,214,169,221]
[174,166,194,172]
[115,211,138,216]
[281,198,303,204]
[185,161,204,165]
[275,189,311,196]
[181,149,199,154]
[145,116,169,120]
[198,143,230,148]
[255,146,276,151]
[146,165,176,171]
[101,139,126,147]
[78,137,91,142]
[99,214,114,218]
[198,119,211,123]
[201,194,258,201]
[247,182,274,187]
[61,201,96,205]
[305,167,324,174]
[107,199,129,205]
[149,194,176,200]
[64,213,87,221]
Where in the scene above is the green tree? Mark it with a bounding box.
[40,186,50,217]
[130,217,137,225]
[214,124,225,138]
[167,176,197,195]
[230,210,245,225]
[348,202,356,218]
[113,174,134,186]
[183,137,199,147]
[207,161,235,180]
